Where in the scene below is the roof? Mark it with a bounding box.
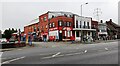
[24,18,39,27]
[73,14,92,19]
[48,11,73,14]
[48,11,92,19]
[107,24,118,31]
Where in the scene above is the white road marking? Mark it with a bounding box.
[0,52,3,66]
[52,52,61,57]
[66,53,75,56]
[42,52,84,59]
[1,56,25,64]
[39,53,55,56]
[57,55,64,57]
[84,50,87,53]
[105,48,108,51]
[18,49,22,50]
[42,56,52,59]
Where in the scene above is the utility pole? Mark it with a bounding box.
[93,8,102,22]
[80,2,88,43]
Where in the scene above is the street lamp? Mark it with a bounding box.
[80,2,88,43]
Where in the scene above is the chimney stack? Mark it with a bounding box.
[100,20,103,23]
[110,19,112,22]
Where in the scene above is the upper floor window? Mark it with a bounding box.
[49,23,51,28]
[34,26,36,32]
[76,20,78,28]
[67,22,69,27]
[83,21,86,28]
[43,16,47,21]
[53,23,55,27]
[52,15,54,18]
[87,22,90,29]
[69,22,72,27]
[69,15,72,18]
[46,25,48,29]
[37,27,39,31]
[64,22,67,27]
[80,21,81,28]
[58,21,62,26]
[64,14,67,17]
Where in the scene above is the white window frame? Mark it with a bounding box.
[67,31,71,37]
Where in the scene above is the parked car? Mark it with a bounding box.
[0,38,8,43]
[9,38,15,43]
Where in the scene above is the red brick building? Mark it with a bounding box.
[106,19,120,39]
[24,18,39,41]
[91,20,98,40]
[49,16,74,41]
[39,13,49,41]
[39,11,74,41]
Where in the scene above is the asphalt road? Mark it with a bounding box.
[1,41,119,64]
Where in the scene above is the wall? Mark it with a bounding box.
[74,15,91,29]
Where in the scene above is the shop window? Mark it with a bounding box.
[88,32,90,35]
[76,31,79,37]
[67,31,71,37]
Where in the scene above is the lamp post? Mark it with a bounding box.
[80,2,88,43]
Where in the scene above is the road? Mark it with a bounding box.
[1,41,119,65]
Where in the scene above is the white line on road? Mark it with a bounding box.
[0,52,3,66]
[2,56,25,64]
[52,52,61,57]
[41,56,52,59]
[18,49,22,50]
[39,53,55,56]
[42,52,61,59]
[84,50,88,53]
[105,48,108,51]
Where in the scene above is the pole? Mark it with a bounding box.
[81,5,83,43]
[80,2,88,43]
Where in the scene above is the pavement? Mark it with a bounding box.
[0,39,119,52]
[0,40,119,64]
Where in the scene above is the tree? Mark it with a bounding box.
[12,28,15,33]
[4,29,12,39]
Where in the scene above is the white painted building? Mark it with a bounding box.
[48,11,74,19]
[98,22,108,39]
[73,14,96,41]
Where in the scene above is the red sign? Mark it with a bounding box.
[41,32,48,35]
[63,27,72,30]
[49,27,58,31]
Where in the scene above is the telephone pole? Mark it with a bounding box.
[93,8,102,22]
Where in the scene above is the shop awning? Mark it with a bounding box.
[73,28,96,31]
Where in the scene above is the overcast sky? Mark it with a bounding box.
[0,0,120,32]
